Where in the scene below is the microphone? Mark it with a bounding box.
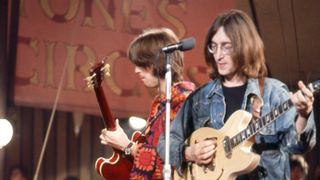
[161,37,196,53]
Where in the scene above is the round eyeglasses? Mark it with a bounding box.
[207,43,233,56]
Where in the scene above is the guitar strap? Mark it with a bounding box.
[141,106,165,136]
[258,78,265,98]
[249,78,270,179]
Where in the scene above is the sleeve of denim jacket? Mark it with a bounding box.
[284,111,316,154]
[270,83,316,154]
[157,97,194,176]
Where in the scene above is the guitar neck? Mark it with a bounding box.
[230,99,293,148]
[94,86,116,131]
[229,79,320,148]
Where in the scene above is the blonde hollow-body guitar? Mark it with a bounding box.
[175,80,320,180]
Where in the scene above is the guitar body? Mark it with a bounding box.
[95,153,133,180]
[177,110,260,180]
[95,131,143,179]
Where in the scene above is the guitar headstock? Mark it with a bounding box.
[85,61,110,89]
[308,80,320,94]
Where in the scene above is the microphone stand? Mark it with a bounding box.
[163,52,172,180]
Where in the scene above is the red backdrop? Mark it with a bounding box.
[14,0,236,117]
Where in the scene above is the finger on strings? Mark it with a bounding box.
[298,81,314,99]
[101,128,108,135]
[116,118,120,127]
[289,92,298,103]
[296,90,308,103]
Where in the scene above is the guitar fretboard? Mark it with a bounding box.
[229,100,293,148]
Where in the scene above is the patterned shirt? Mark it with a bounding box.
[129,81,196,180]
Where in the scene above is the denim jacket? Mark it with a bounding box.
[157,78,316,180]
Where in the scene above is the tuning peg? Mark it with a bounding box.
[87,83,94,90]
[84,74,95,89]
[84,76,92,82]
[102,63,111,77]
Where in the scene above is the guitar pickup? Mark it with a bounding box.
[223,136,232,157]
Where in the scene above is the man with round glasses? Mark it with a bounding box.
[158,9,316,179]
[207,41,233,56]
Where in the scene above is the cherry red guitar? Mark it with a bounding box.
[86,61,142,179]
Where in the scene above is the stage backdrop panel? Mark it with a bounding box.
[14,0,236,117]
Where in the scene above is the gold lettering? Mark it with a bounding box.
[44,41,56,87]
[92,0,115,30]
[122,0,147,33]
[17,36,40,85]
[158,0,186,38]
[40,0,80,22]
[64,44,78,89]
[45,43,97,91]
[77,45,97,91]
[105,51,139,96]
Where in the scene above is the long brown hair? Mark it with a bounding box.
[128,28,184,83]
[204,9,267,79]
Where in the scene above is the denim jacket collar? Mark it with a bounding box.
[206,79,223,98]
[206,78,263,109]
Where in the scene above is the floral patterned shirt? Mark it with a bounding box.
[129,81,195,180]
